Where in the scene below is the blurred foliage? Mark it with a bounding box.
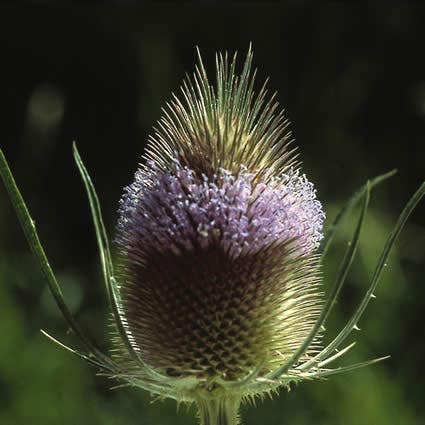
[0,4,424,425]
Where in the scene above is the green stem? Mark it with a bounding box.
[197,396,241,425]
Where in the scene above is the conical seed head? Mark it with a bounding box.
[114,48,325,397]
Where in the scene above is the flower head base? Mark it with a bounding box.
[1,45,424,425]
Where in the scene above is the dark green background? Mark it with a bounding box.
[1,4,424,425]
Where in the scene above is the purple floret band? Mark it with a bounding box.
[116,159,325,259]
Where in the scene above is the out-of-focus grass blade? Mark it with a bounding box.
[0,148,111,367]
[268,184,370,380]
[321,169,397,260]
[311,181,425,366]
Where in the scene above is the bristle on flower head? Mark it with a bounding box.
[114,47,325,400]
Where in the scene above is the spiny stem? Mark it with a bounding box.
[197,396,241,425]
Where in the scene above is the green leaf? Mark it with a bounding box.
[311,181,425,366]
[0,148,112,368]
[41,330,109,370]
[306,356,390,378]
[320,169,397,260]
[73,143,172,385]
[72,143,115,301]
[73,144,141,359]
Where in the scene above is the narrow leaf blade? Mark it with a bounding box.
[321,169,397,259]
[0,148,112,367]
[313,181,425,365]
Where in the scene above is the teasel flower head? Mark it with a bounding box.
[113,46,325,400]
[1,45,424,425]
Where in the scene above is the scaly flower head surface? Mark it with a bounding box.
[113,47,324,403]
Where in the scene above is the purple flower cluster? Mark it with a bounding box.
[116,158,324,260]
